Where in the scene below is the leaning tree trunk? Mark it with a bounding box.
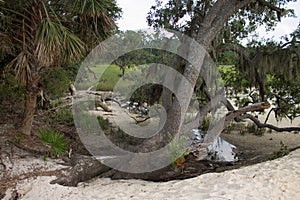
[20,72,40,136]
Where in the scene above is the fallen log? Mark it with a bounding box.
[50,156,111,186]
[48,90,122,112]
[95,98,112,112]
[50,153,218,186]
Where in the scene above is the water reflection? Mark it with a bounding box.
[190,129,238,162]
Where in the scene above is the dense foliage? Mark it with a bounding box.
[0,0,122,135]
[145,0,300,124]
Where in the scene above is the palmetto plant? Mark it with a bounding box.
[38,128,67,157]
[0,0,121,135]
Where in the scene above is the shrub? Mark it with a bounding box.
[238,123,265,136]
[0,73,24,104]
[38,128,68,157]
[98,116,110,130]
[246,123,265,136]
[40,65,78,99]
[272,141,289,159]
[167,133,189,165]
[223,122,240,134]
[54,107,74,125]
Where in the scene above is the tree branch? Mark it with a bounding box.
[257,0,285,14]
[264,107,276,124]
[196,0,255,48]
[201,0,227,28]
[242,114,300,132]
[225,102,271,124]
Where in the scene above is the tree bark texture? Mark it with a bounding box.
[21,72,40,136]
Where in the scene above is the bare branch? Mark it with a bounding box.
[242,114,300,132]
[264,108,276,124]
[203,102,274,144]
[225,102,271,124]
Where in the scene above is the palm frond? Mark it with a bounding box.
[1,0,120,84]
[7,51,32,85]
[35,17,85,67]
[67,0,119,38]
[0,32,13,56]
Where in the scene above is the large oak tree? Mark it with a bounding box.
[145,0,299,146]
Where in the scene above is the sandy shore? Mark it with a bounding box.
[2,148,298,200]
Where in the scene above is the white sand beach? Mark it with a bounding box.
[2,148,299,200]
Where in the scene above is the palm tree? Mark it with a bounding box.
[0,0,121,135]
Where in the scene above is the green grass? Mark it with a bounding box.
[91,65,144,95]
[92,65,122,91]
[82,64,135,92]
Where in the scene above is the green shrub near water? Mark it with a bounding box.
[272,141,290,159]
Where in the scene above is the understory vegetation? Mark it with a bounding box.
[38,128,68,158]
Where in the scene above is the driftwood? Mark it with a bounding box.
[50,154,177,186]
[124,109,151,124]
[69,84,76,96]
[95,98,112,112]
[51,155,111,186]
[48,90,121,112]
